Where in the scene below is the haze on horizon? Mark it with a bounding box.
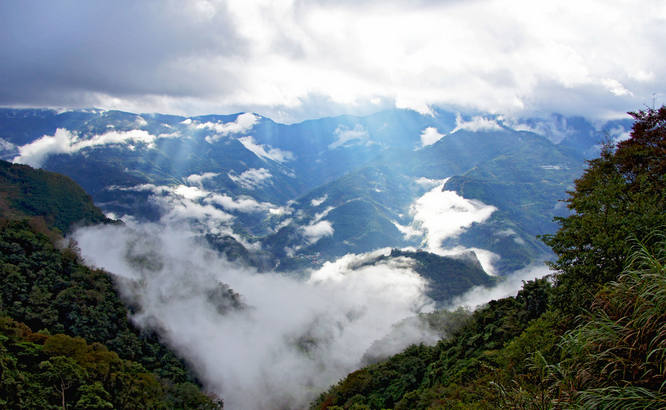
[1,0,664,123]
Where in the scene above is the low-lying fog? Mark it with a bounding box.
[73,181,551,409]
[75,222,439,408]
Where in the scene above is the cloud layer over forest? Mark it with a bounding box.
[74,222,438,409]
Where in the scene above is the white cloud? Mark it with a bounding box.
[310,194,328,207]
[496,228,517,237]
[134,115,148,127]
[202,113,259,143]
[12,128,172,167]
[499,114,582,144]
[313,206,335,222]
[173,185,208,200]
[0,138,15,151]
[470,248,501,276]
[3,1,664,121]
[329,124,369,149]
[134,185,234,228]
[392,220,422,240]
[408,180,497,253]
[186,172,220,186]
[601,78,632,96]
[420,126,444,147]
[206,192,288,214]
[608,125,631,143]
[227,167,273,189]
[73,223,436,409]
[12,128,76,167]
[302,220,334,245]
[495,228,526,245]
[451,113,502,133]
[160,196,234,226]
[116,182,287,216]
[237,136,295,163]
[447,263,552,310]
[415,177,447,188]
[450,247,501,276]
[107,183,170,194]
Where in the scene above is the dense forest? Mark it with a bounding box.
[312,107,666,409]
[0,162,221,408]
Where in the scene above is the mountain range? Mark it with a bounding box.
[0,106,645,408]
[0,107,632,277]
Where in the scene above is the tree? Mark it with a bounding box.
[75,382,113,409]
[39,356,86,409]
[543,106,666,315]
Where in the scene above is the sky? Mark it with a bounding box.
[1,0,664,122]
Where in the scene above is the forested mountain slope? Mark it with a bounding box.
[312,107,666,409]
[0,162,221,408]
[0,160,110,234]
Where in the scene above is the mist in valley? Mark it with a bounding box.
[74,222,442,408]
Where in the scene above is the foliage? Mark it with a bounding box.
[555,234,666,408]
[543,107,666,314]
[0,160,111,234]
[0,316,222,409]
[0,158,223,407]
[0,221,170,375]
[0,220,221,408]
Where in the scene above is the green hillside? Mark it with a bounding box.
[312,107,666,409]
[0,164,221,408]
[0,160,111,234]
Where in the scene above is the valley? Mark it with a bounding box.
[0,106,639,408]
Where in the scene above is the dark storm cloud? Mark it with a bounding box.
[0,1,244,105]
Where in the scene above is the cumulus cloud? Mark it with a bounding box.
[73,222,436,409]
[420,126,444,147]
[601,78,632,96]
[451,113,502,133]
[313,206,335,222]
[302,220,334,245]
[186,172,220,186]
[134,115,148,127]
[409,181,497,252]
[496,228,526,245]
[206,192,288,215]
[328,124,370,149]
[173,185,208,200]
[392,220,422,240]
[116,182,287,218]
[310,194,328,207]
[151,190,234,229]
[12,128,172,167]
[202,113,259,143]
[393,179,500,275]
[237,136,295,163]
[0,138,15,151]
[227,167,272,189]
[415,177,446,188]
